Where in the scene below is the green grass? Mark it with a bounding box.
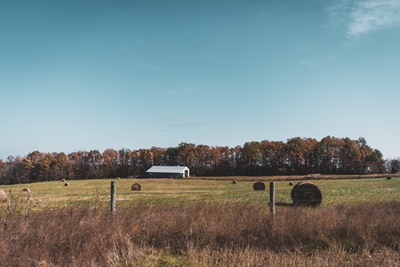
[1,176,399,209]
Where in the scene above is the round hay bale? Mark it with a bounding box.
[289,182,293,186]
[253,181,266,191]
[61,179,67,183]
[291,181,322,207]
[131,183,142,191]
[0,189,7,203]
[64,182,70,187]
[232,180,237,184]
[22,188,31,193]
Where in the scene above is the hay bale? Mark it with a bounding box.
[131,183,142,191]
[64,182,70,187]
[289,182,293,186]
[232,180,237,184]
[61,179,67,183]
[22,188,31,193]
[291,181,322,207]
[0,189,7,203]
[253,181,265,191]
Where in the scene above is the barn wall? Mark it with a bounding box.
[148,172,184,178]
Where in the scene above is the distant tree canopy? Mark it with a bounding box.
[0,136,390,184]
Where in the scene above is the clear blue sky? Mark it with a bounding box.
[1,0,400,160]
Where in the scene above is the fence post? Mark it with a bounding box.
[110,181,116,213]
[269,181,275,217]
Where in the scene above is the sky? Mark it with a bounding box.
[1,0,400,161]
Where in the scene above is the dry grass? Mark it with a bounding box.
[0,199,399,266]
[0,189,7,203]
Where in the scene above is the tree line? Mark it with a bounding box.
[0,136,397,184]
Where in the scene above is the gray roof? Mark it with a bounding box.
[146,166,189,173]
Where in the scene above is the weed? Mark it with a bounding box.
[0,202,399,266]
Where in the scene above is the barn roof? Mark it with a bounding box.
[146,166,189,173]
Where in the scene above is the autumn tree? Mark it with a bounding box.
[102,149,118,178]
[48,152,69,180]
[193,145,212,176]
[0,136,389,184]
[315,136,342,174]
[150,147,167,166]
[260,140,285,175]
[240,142,262,175]
[339,138,362,174]
[389,159,400,173]
[3,155,25,184]
[213,146,235,176]
[164,147,179,166]
[177,143,197,168]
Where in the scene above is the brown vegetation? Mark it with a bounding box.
[0,189,6,203]
[0,201,399,266]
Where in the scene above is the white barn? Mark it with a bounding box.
[145,166,190,178]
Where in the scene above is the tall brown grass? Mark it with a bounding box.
[0,199,399,266]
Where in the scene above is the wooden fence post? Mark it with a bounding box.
[269,181,275,217]
[110,181,116,213]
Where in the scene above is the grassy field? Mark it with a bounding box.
[1,177,400,266]
[1,176,399,209]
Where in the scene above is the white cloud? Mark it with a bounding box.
[349,0,400,37]
[330,0,400,38]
